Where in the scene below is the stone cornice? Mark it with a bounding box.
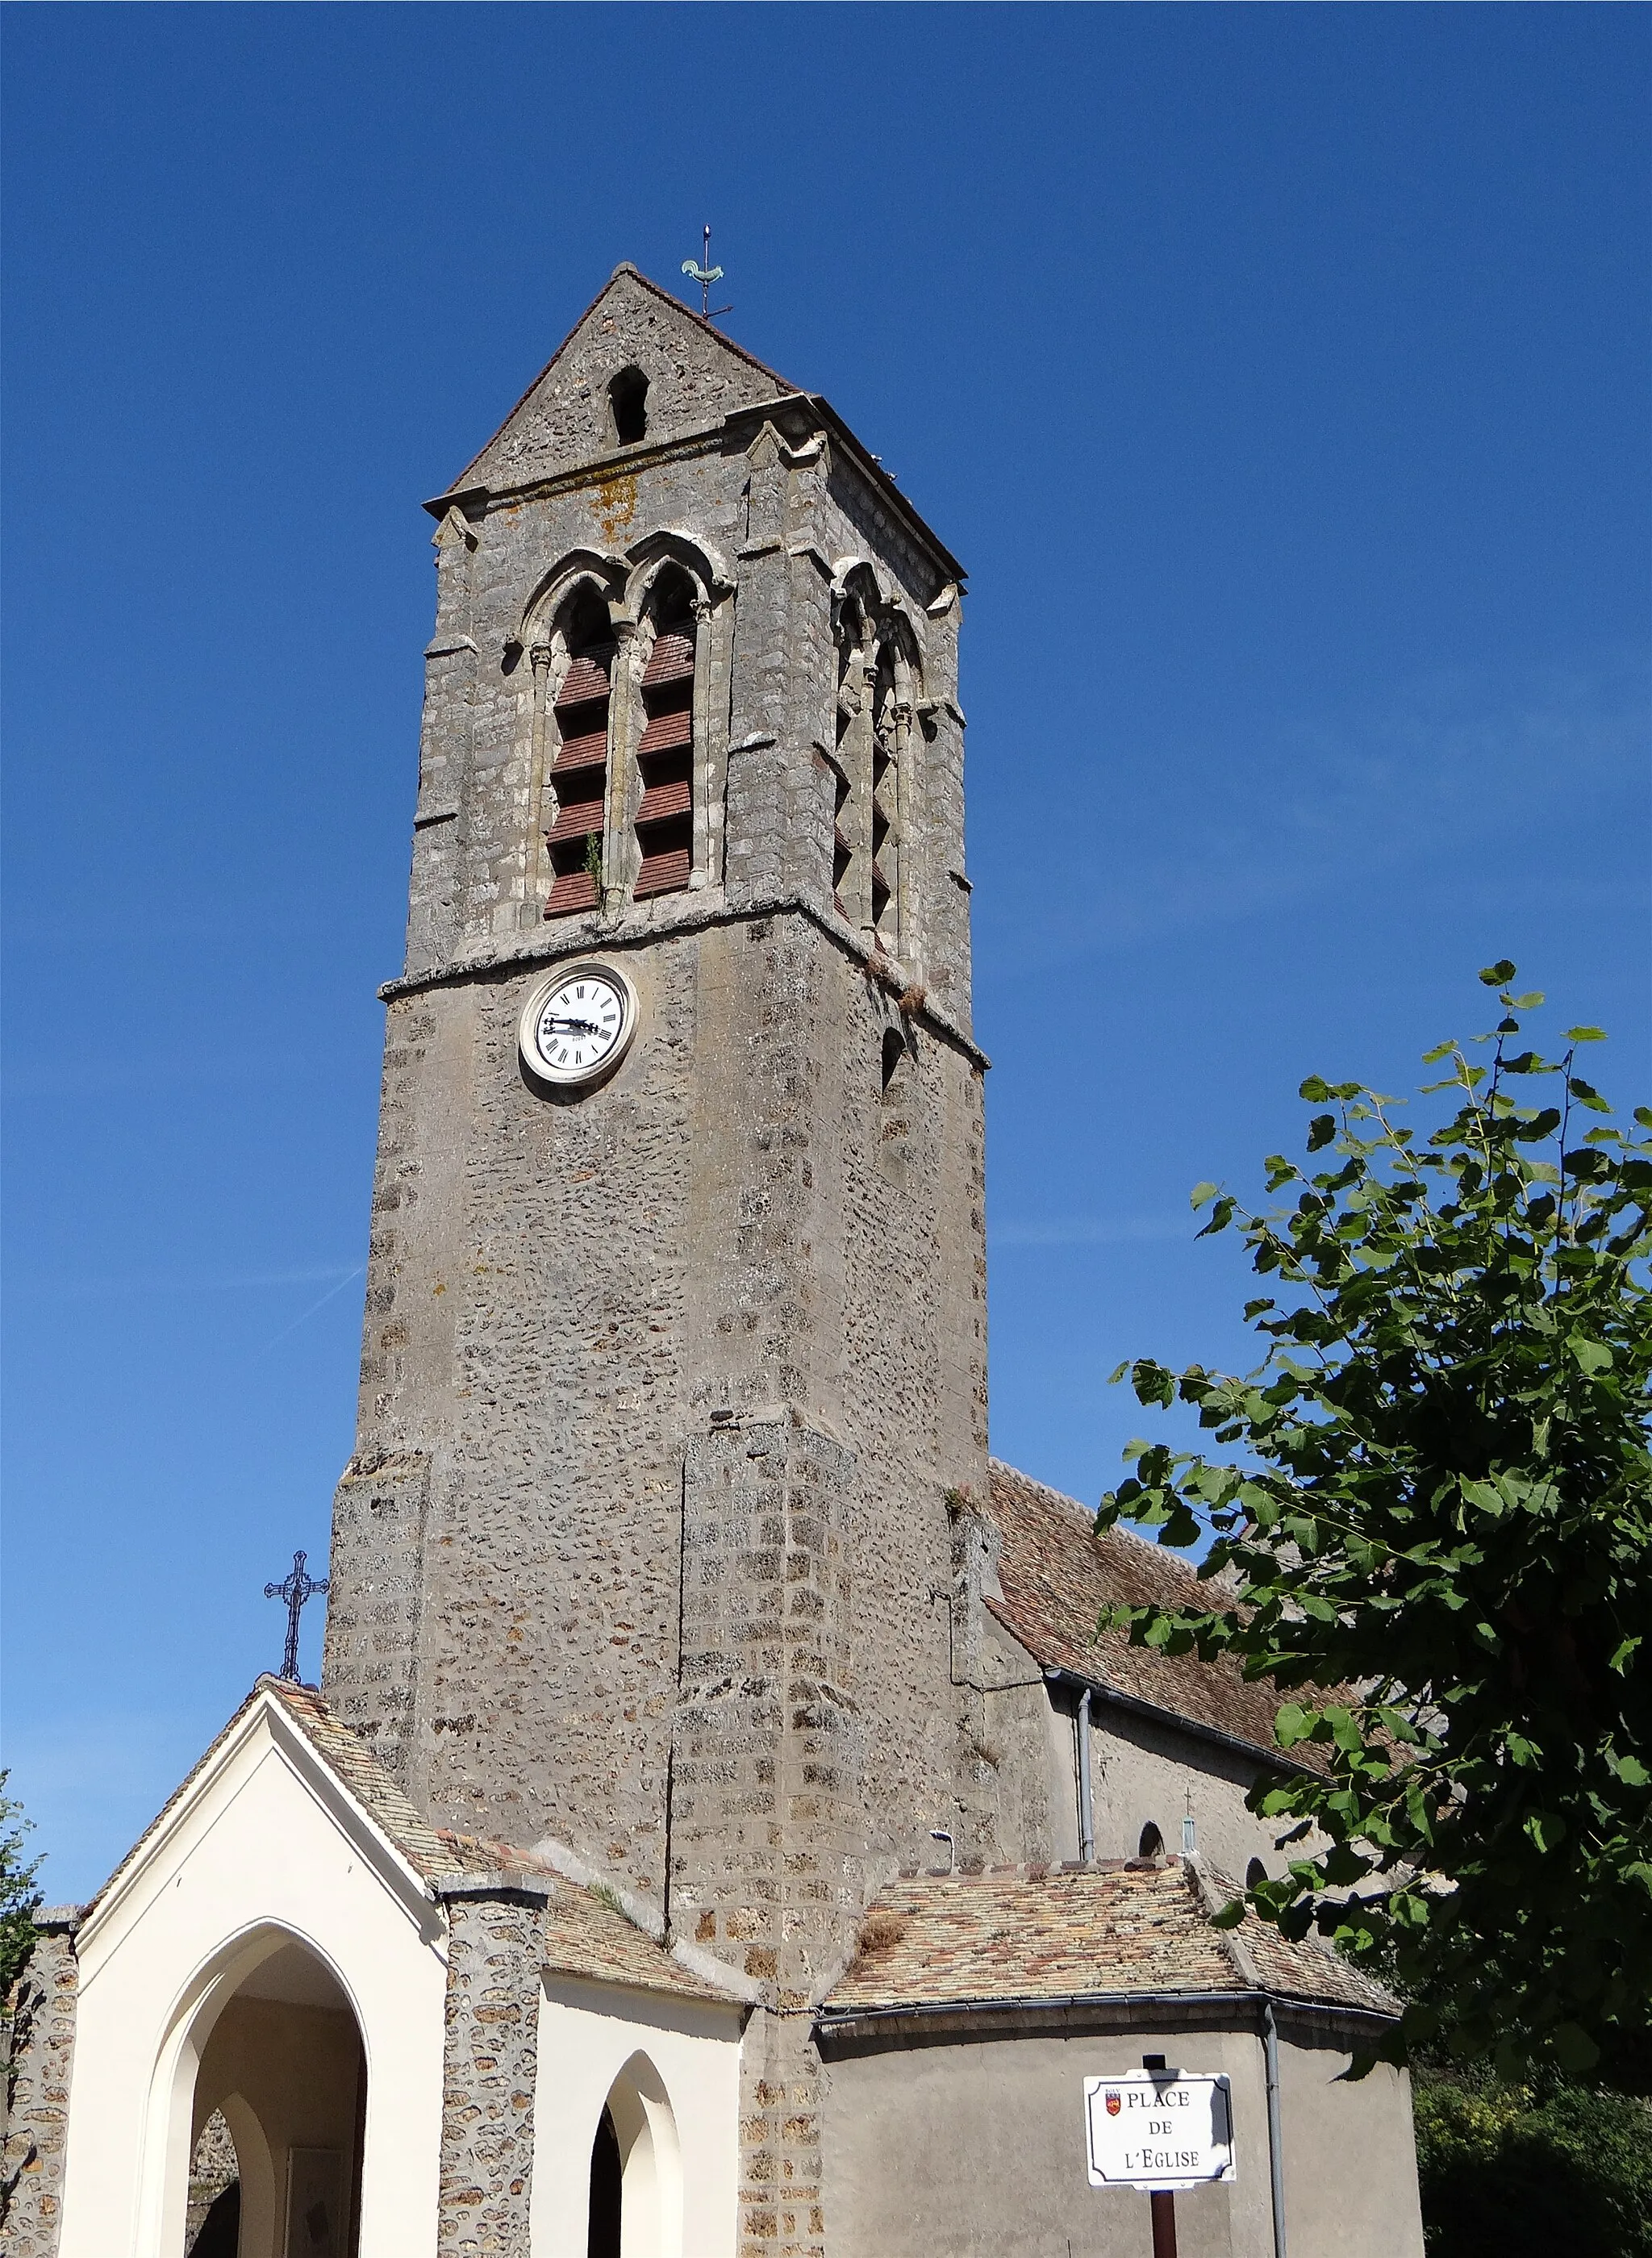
[382,892,988,1071]
[424,391,966,592]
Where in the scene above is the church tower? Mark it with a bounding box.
[321,265,991,2009]
[31,263,1425,2258]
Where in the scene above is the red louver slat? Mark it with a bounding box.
[641,632,695,688]
[548,801,605,844]
[554,729,610,774]
[638,708,693,758]
[637,778,692,827]
[633,847,691,898]
[546,867,599,915]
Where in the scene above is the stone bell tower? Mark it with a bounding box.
[321,267,991,2035]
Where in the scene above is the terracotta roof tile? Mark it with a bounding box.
[265,1679,468,1881]
[983,1461,1321,1768]
[824,1861,1395,2019]
[432,1830,739,2004]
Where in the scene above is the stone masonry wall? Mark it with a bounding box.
[2,1918,79,2258]
[322,1450,429,1790]
[435,1889,546,2258]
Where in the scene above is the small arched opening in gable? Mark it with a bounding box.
[608,366,649,447]
[1137,1822,1165,1862]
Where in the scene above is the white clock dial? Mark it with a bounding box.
[519,962,639,1088]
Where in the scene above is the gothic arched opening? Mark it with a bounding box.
[186,1934,367,2258]
[585,2051,683,2258]
[1137,1822,1165,1860]
[587,2104,623,2258]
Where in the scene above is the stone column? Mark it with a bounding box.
[433,1882,548,2258]
[2,1911,80,2258]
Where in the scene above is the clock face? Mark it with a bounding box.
[519,961,638,1088]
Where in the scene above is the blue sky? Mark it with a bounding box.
[3,4,1647,1902]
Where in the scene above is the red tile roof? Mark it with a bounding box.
[823,1860,1396,2019]
[983,1461,1319,1767]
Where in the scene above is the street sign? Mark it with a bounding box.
[1083,2070,1237,2192]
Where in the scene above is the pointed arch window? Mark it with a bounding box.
[633,577,696,900]
[546,590,615,918]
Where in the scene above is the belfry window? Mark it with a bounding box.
[870,645,899,938]
[832,599,868,920]
[633,578,696,899]
[545,590,614,918]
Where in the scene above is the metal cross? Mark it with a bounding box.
[681,224,731,320]
[265,1548,328,1682]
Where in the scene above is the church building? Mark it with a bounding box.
[6,265,1424,2258]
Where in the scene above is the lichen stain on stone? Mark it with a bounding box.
[591,470,637,541]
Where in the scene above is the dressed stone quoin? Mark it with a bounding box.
[5,264,1426,2258]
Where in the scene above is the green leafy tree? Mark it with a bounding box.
[1096,966,1651,2079]
[1412,2068,1652,2256]
[0,1774,41,2002]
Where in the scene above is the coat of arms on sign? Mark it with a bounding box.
[1104,2091,1122,2117]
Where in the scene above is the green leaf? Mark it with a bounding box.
[1525,1811,1567,1853]
[1508,992,1545,1010]
[1190,1182,1219,1211]
[1209,1897,1245,1929]
[1566,1336,1613,1376]
[1479,960,1517,987]
[1306,1114,1337,1152]
[1565,1026,1607,1043]
[1274,1704,1314,1748]
[1566,1075,1612,1113]
[1299,1075,1330,1103]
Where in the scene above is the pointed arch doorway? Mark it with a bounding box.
[178,1931,367,2258]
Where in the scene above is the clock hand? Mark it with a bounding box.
[543,1015,604,1037]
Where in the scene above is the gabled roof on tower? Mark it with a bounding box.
[982,1461,1325,1769]
[441,262,798,499]
[430,263,967,585]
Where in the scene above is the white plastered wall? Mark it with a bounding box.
[57,1692,448,2258]
[530,1977,745,2258]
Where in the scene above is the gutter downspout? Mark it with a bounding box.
[1263,2000,1287,2258]
[1076,1687,1095,1863]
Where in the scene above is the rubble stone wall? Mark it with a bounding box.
[2,1918,79,2258]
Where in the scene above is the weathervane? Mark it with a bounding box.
[265,1547,328,1682]
[682,225,732,321]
